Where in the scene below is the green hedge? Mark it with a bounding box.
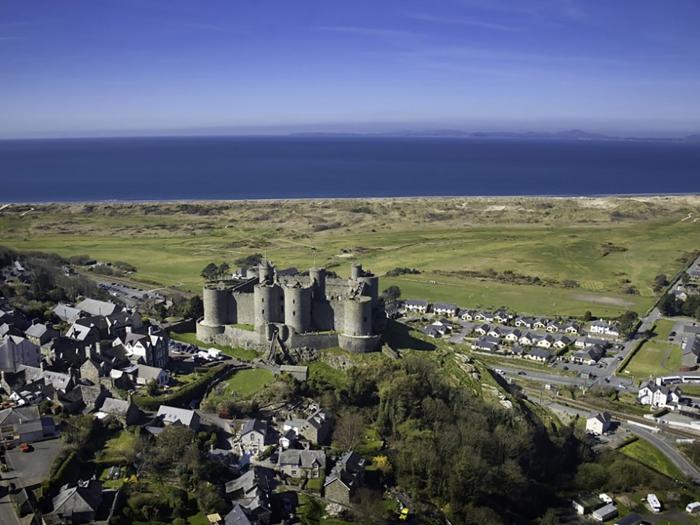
[134,364,228,411]
[42,449,80,496]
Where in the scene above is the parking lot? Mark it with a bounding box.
[2,438,62,488]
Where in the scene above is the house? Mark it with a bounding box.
[24,322,58,346]
[575,336,609,349]
[280,364,309,381]
[277,449,326,478]
[240,418,270,454]
[533,319,548,330]
[482,312,496,323]
[564,322,581,335]
[487,327,503,338]
[224,467,273,525]
[553,335,573,350]
[474,324,490,336]
[535,334,554,349]
[572,345,605,365]
[157,405,200,430]
[0,405,56,445]
[0,335,41,372]
[225,504,253,525]
[324,451,366,506]
[50,479,103,524]
[526,348,553,362]
[638,381,682,408]
[113,327,169,368]
[75,298,119,317]
[518,333,535,346]
[54,303,82,324]
[590,320,621,337]
[424,319,451,338]
[472,336,500,353]
[98,397,141,425]
[58,384,107,415]
[135,364,169,386]
[433,303,458,317]
[592,503,618,522]
[282,410,332,446]
[460,309,477,321]
[493,310,512,324]
[514,317,534,329]
[546,321,562,333]
[503,328,522,343]
[403,300,429,313]
[572,495,605,515]
[510,345,526,356]
[586,412,612,435]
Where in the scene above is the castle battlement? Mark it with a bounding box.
[197,262,384,353]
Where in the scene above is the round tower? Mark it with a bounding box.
[343,296,372,337]
[258,260,274,284]
[310,267,326,298]
[254,284,283,326]
[202,286,233,326]
[284,285,312,333]
[359,275,379,304]
[350,263,363,280]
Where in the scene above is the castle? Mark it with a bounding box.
[196,261,385,354]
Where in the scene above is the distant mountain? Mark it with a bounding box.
[288,128,700,144]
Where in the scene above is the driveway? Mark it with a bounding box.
[1,438,63,488]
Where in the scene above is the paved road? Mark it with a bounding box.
[627,425,700,482]
[496,366,588,387]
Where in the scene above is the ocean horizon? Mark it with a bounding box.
[1,135,699,203]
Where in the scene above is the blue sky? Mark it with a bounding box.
[1,0,699,137]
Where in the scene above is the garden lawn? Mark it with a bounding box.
[220,368,275,398]
[619,438,683,479]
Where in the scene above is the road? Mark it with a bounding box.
[628,425,700,482]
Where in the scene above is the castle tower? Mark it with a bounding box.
[254,283,283,326]
[310,267,326,298]
[350,263,363,280]
[344,296,372,337]
[284,284,312,333]
[202,286,234,326]
[258,260,275,285]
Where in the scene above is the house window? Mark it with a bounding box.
[262,309,265,315]
[293,299,296,304]
[262,298,264,303]
[293,311,296,316]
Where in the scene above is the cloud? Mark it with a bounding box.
[405,13,520,32]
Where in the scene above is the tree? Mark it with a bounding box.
[333,411,365,450]
[382,285,401,301]
[200,262,218,280]
[146,379,159,396]
[653,273,669,293]
[617,310,639,338]
[582,310,593,322]
[218,262,230,279]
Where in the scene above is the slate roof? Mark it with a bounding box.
[225,505,253,525]
[157,405,197,427]
[241,418,268,436]
[53,304,82,323]
[51,479,102,517]
[277,449,326,469]
[75,298,118,317]
[100,397,131,417]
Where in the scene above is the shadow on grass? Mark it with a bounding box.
[383,319,436,351]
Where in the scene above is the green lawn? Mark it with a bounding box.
[2,200,698,319]
[620,438,684,479]
[97,430,137,464]
[170,331,259,361]
[219,368,275,398]
[620,318,684,379]
[621,340,682,379]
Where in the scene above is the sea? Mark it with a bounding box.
[1,136,699,202]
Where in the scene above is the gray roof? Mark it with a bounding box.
[241,418,268,437]
[51,479,102,516]
[100,397,131,416]
[433,303,457,310]
[136,364,166,380]
[277,449,326,468]
[76,298,118,317]
[528,347,553,359]
[225,505,253,525]
[157,405,197,427]
[53,304,82,323]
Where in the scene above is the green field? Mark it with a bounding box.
[620,438,684,479]
[621,320,683,379]
[2,197,699,317]
[219,368,275,398]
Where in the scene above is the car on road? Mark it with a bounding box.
[517,371,527,376]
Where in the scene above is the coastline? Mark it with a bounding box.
[2,192,700,206]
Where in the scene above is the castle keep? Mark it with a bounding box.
[196,262,385,353]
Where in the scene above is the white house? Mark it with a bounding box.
[432,303,458,317]
[503,329,522,343]
[564,322,581,335]
[525,348,553,362]
[474,324,490,336]
[514,317,534,329]
[590,320,621,337]
[533,319,548,330]
[519,333,535,346]
[536,335,554,349]
[553,335,572,350]
[403,300,429,313]
[157,405,200,431]
[638,382,681,408]
[546,321,562,333]
[586,412,612,435]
